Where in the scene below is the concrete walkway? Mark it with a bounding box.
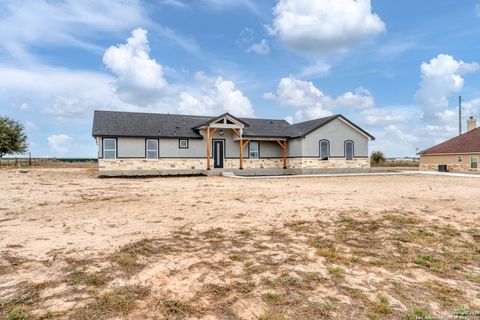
[222,170,480,179]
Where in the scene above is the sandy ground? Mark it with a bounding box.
[0,168,479,319]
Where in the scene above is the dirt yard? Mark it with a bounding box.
[0,168,479,319]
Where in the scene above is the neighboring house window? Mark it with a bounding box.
[146,139,158,159]
[457,156,463,163]
[345,141,354,161]
[249,141,259,159]
[103,139,116,160]
[179,139,189,149]
[472,155,478,169]
[319,140,330,160]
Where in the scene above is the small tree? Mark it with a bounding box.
[371,150,386,165]
[0,116,28,158]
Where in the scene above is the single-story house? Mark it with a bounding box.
[418,117,479,172]
[92,110,375,176]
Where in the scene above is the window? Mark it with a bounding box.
[458,156,463,163]
[345,141,354,161]
[146,139,158,159]
[472,155,478,169]
[319,140,330,160]
[103,139,116,160]
[249,141,259,159]
[179,139,189,149]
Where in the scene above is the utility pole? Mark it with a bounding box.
[459,95,462,135]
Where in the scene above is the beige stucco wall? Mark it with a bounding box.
[419,154,479,171]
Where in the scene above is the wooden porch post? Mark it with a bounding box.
[206,127,211,170]
[277,140,287,169]
[239,140,243,170]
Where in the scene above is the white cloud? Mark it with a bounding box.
[415,54,479,124]
[0,64,135,118]
[103,28,168,105]
[48,134,73,155]
[177,73,255,117]
[0,0,147,61]
[247,39,270,55]
[265,76,374,121]
[270,0,385,53]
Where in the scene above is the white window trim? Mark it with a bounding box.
[103,138,116,160]
[146,139,158,160]
[249,141,259,160]
[179,139,189,149]
[471,155,478,169]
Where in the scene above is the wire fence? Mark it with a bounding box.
[0,158,97,167]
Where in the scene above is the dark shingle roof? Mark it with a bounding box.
[290,114,375,140]
[419,128,480,154]
[92,110,374,140]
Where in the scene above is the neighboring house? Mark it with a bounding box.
[92,110,375,176]
[419,117,479,172]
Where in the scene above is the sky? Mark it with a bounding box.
[1,0,480,158]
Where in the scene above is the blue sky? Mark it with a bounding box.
[1,0,480,157]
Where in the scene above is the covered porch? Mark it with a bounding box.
[194,113,288,170]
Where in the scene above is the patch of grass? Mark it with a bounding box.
[115,253,140,270]
[71,285,150,319]
[327,266,344,277]
[415,254,442,271]
[284,219,311,232]
[373,295,392,314]
[257,312,286,320]
[464,273,480,283]
[157,299,197,316]
[229,254,243,262]
[68,269,106,287]
[339,216,355,224]
[263,291,283,305]
[236,229,253,237]
[8,305,29,320]
[404,307,433,320]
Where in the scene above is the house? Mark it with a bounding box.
[418,117,479,172]
[92,110,375,176]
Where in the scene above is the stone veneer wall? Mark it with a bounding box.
[99,159,207,171]
[288,157,370,169]
[99,157,369,173]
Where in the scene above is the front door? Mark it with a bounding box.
[213,140,224,168]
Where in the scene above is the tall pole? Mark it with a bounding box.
[459,95,462,135]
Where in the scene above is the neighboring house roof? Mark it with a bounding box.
[418,128,480,155]
[92,110,374,140]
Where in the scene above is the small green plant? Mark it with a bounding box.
[327,266,344,277]
[263,291,283,305]
[229,254,242,261]
[8,305,29,320]
[374,295,392,314]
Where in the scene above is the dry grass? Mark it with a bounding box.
[0,169,479,319]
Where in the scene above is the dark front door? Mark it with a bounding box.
[213,140,224,168]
